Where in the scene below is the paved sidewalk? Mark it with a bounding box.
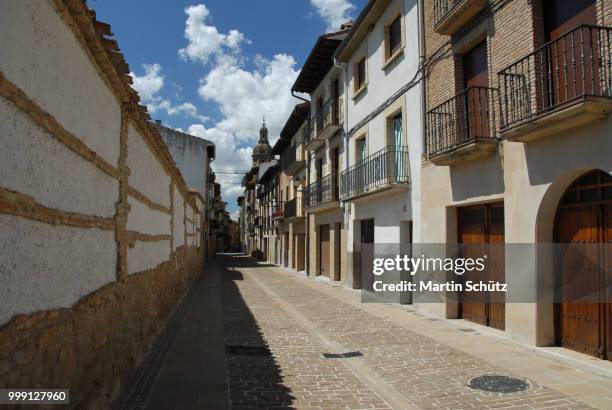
[117,254,612,409]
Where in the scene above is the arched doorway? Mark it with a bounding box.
[554,170,612,360]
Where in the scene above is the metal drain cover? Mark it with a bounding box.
[469,375,530,393]
[322,351,363,359]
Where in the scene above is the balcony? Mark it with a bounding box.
[340,146,410,200]
[271,202,284,220]
[281,144,306,175]
[284,197,305,222]
[426,86,500,166]
[304,173,339,211]
[433,0,488,35]
[256,186,265,198]
[498,25,612,142]
[304,98,343,151]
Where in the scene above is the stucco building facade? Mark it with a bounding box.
[421,0,612,359]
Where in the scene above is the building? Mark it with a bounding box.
[271,102,310,271]
[240,121,274,259]
[228,219,241,250]
[421,0,612,359]
[234,0,612,363]
[154,121,216,259]
[0,1,209,405]
[241,169,259,256]
[256,159,281,262]
[334,0,424,289]
[291,24,353,281]
[210,181,232,253]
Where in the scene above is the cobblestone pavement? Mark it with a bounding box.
[219,255,607,409]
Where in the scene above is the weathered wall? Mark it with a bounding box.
[0,1,205,408]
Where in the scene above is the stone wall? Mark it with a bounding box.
[0,1,206,407]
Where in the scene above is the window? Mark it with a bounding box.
[388,15,402,56]
[355,57,366,91]
[356,137,367,162]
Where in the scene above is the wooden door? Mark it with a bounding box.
[462,41,489,140]
[296,234,306,271]
[544,0,596,41]
[458,206,489,326]
[605,205,612,360]
[320,224,330,276]
[458,203,505,330]
[555,170,611,360]
[543,0,598,105]
[488,204,506,330]
[555,207,602,356]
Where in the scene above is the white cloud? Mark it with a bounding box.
[187,124,252,205]
[149,100,211,123]
[310,0,355,32]
[130,64,210,122]
[177,4,301,212]
[130,63,164,101]
[178,4,249,64]
[198,53,299,144]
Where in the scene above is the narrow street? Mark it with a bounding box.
[114,255,612,410]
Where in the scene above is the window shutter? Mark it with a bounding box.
[384,26,391,60]
[401,15,406,49]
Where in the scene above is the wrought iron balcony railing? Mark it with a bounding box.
[433,0,464,27]
[284,197,304,219]
[340,146,409,200]
[304,173,338,209]
[426,86,499,158]
[314,98,341,134]
[304,98,342,148]
[304,120,314,147]
[271,202,284,219]
[498,25,612,130]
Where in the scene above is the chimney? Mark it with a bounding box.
[340,21,354,30]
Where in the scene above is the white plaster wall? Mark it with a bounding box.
[158,126,210,197]
[345,0,421,134]
[126,196,171,236]
[127,240,171,275]
[173,187,185,249]
[0,99,118,217]
[0,0,121,166]
[127,124,171,207]
[352,191,411,243]
[0,215,116,324]
[343,0,423,250]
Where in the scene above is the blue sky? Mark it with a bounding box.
[92,0,366,219]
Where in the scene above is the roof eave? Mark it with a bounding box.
[334,0,392,62]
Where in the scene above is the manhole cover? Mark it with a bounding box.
[225,345,271,356]
[468,375,530,393]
